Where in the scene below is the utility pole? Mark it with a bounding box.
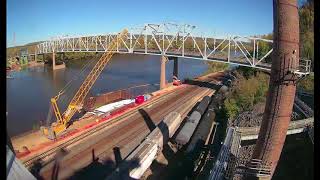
[13,32,16,47]
[13,32,18,57]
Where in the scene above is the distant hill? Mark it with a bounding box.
[24,41,44,46]
[6,43,40,59]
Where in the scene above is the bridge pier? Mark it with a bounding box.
[173,57,179,78]
[52,52,66,70]
[160,55,167,89]
[41,54,45,62]
[52,52,56,69]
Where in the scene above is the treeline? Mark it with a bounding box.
[297,0,314,93]
[6,44,38,58]
[244,0,314,65]
[219,65,313,121]
[298,74,314,93]
[252,0,314,65]
[299,0,314,66]
[35,52,101,66]
[219,0,314,120]
[224,68,269,119]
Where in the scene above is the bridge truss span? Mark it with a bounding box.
[36,23,311,74]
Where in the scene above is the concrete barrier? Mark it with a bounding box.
[107,112,182,179]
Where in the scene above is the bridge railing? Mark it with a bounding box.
[208,127,233,180]
[236,117,314,138]
[36,23,311,74]
[297,59,312,74]
[208,127,241,180]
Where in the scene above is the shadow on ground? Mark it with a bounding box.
[30,147,140,180]
[69,147,140,180]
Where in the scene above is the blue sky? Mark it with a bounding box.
[7,0,277,47]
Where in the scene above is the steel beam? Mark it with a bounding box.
[173,58,178,78]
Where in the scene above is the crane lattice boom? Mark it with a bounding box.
[42,29,128,139]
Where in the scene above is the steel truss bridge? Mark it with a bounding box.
[35,23,311,74]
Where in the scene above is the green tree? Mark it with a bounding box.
[237,66,257,79]
[298,74,314,94]
[224,98,240,119]
[223,71,269,119]
[299,0,314,67]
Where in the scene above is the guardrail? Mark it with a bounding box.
[237,117,314,141]
[208,127,241,180]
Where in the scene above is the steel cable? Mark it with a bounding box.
[57,57,99,105]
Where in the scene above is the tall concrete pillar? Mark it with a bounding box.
[249,0,300,178]
[52,52,56,70]
[52,52,66,70]
[173,58,178,78]
[160,55,167,89]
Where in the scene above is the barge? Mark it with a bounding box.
[11,83,170,157]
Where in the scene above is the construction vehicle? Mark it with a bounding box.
[40,29,128,140]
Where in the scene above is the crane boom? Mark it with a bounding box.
[41,29,128,139]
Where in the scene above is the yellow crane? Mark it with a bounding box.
[41,29,128,139]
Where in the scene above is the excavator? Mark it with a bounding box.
[40,29,128,140]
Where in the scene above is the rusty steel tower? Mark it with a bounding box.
[247,0,300,178]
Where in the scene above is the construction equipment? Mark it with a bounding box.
[40,29,128,140]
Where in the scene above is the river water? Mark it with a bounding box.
[7,54,208,137]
